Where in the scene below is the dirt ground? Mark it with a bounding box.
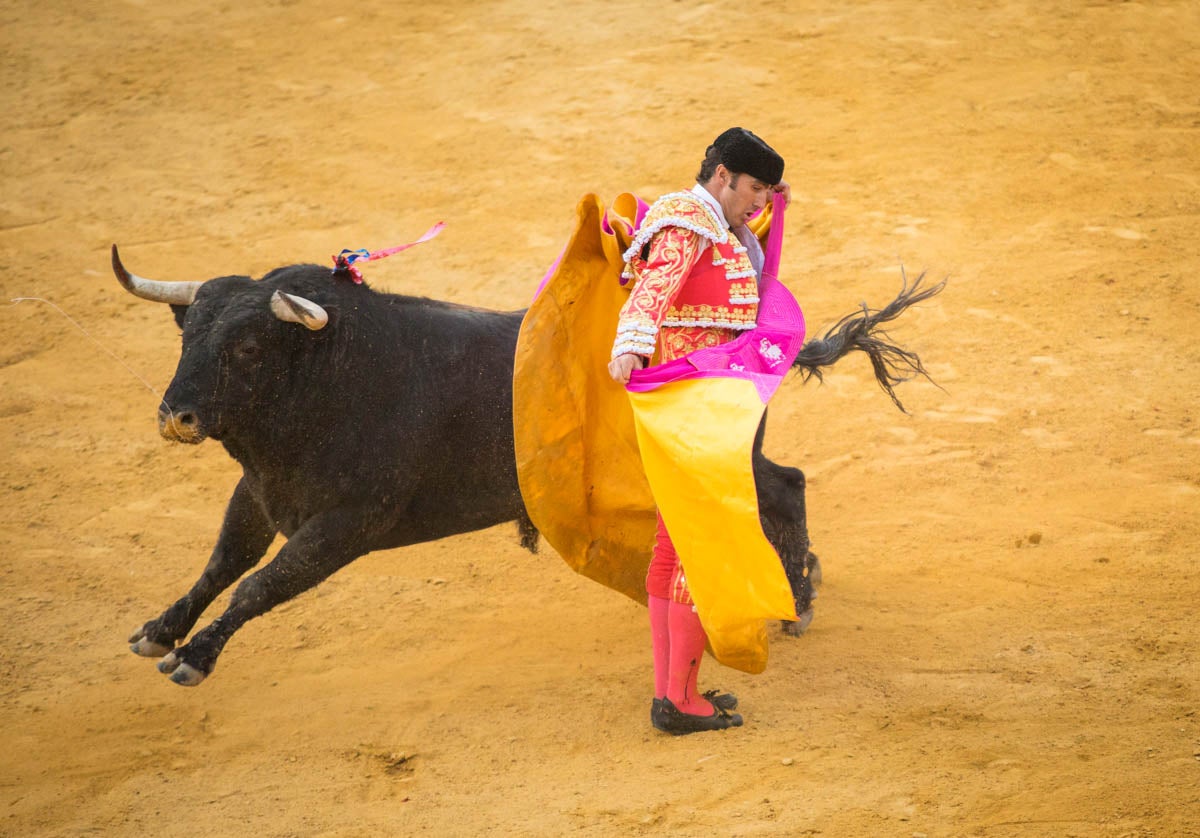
[2,1,1198,836]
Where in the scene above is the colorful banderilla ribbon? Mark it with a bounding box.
[333,221,446,283]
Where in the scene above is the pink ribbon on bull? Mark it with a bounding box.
[333,221,446,283]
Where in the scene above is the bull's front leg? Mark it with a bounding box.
[130,477,275,657]
[156,507,375,686]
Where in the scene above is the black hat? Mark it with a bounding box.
[709,127,784,185]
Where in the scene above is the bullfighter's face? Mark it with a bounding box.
[714,164,772,229]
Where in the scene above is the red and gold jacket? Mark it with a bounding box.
[612,189,760,363]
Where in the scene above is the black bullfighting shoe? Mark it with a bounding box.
[654,697,744,735]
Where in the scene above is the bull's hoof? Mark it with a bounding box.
[157,650,208,686]
[131,638,173,657]
[157,650,181,674]
[782,607,815,637]
[168,663,207,687]
[129,625,173,658]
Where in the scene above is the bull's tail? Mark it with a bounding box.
[517,510,540,554]
[793,270,945,413]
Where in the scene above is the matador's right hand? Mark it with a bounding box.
[608,353,644,384]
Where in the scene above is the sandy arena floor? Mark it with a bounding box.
[2,1,1198,836]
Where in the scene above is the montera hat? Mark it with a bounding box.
[709,127,785,186]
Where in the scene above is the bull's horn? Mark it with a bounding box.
[111,244,203,306]
[270,290,328,331]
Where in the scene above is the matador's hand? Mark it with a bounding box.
[773,180,791,207]
[608,353,644,384]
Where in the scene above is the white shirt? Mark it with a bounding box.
[691,183,729,229]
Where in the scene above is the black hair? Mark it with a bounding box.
[696,144,722,184]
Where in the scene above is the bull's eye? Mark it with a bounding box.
[234,340,262,362]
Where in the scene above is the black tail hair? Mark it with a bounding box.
[793,270,946,413]
[517,511,540,554]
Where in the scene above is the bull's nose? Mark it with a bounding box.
[158,405,204,443]
[158,405,196,426]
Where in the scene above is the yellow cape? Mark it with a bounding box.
[627,376,797,673]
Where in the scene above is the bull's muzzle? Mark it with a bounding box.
[158,405,205,444]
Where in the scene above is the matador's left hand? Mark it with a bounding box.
[773,180,791,207]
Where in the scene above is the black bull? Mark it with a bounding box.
[111,245,942,686]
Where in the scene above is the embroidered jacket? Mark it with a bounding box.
[612,190,760,362]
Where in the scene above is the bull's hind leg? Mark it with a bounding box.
[130,479,274,657]
[752,421,820,636]
[156,507,372,685]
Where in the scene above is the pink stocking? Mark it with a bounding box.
[666,600,714,715]
[648,595,670,698]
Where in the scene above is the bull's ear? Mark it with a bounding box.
[170,304,188,330]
